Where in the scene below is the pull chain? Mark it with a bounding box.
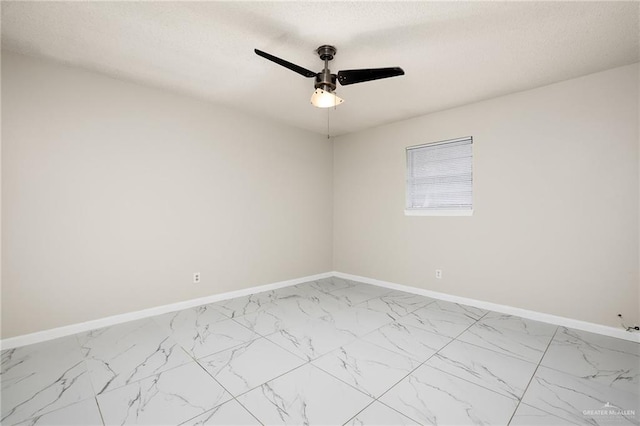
[326,93,339,139]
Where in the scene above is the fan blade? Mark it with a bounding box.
[254,49,317,78]
[337,67,405,86]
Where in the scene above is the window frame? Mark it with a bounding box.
[404,136,474,217]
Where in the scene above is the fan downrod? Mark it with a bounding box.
[315,45,338,92]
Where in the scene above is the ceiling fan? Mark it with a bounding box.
[254,45,405,108]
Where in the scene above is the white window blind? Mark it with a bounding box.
[406,137,473,215]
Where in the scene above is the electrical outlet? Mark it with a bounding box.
[435,269,442,279]
[193,272,201,284]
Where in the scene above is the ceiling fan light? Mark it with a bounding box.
[310,89,344,108]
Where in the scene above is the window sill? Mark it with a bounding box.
[404,209,473,217]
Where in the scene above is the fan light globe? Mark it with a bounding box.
[311,89,344,108]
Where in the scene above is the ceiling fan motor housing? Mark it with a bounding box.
[314,45,337,92]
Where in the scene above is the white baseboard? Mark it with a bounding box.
[3,270,637,349]
[0,272,333,350]
[333,271,640,343]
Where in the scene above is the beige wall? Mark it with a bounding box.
[334,64,639,327]
[2,52,638,338]
[1,52,333,338]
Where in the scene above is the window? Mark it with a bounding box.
[405,137,473,216]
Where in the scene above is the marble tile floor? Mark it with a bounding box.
[1,277,638,425]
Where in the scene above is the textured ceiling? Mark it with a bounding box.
[2,2,639,136]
